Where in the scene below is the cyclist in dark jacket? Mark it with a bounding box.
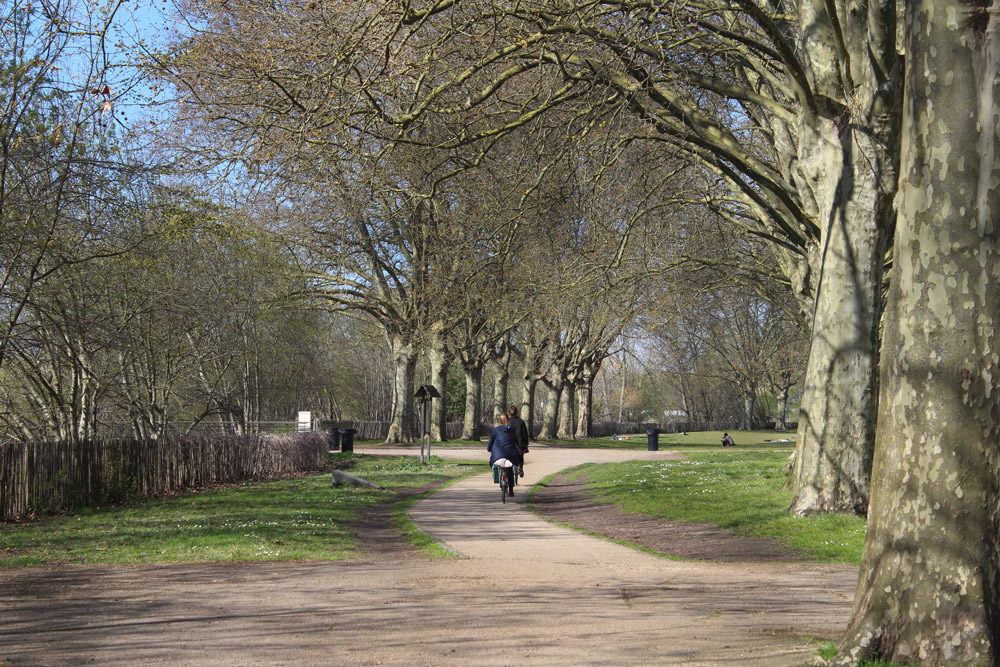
[507,404,529,477]
[507,404,530,454]
[487,412,523,468]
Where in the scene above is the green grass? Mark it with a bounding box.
[351,438,492,449]
[815,640,838,660]
[581,451,865,564]
[0,454,479,566]
[535,429,796,450]
[353,431,795,451]
[809,638,936,665]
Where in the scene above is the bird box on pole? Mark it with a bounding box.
[414,385,440,462]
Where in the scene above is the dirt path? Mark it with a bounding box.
[0,445,857,666]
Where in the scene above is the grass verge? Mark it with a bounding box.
[582,451,865,564]
[0,454,480,566]
[354,439,488,448]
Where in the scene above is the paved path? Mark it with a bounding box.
[0,445,858,666]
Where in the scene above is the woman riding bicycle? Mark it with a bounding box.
[487,412,524,486]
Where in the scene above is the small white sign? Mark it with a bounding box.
[297,411,311,432]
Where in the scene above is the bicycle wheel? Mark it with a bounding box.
[500,470,507,503]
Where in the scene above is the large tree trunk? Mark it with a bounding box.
[491,335,510,419]
[774,372,792,431]
[835,5,1000,663]
[492,376,508,418]
[518,340,541,437]
[617,367,627,422]
[428,344,448,442]
[775,387,788,430]
[575,381,592,439]
[384,336,416,444]
[519,375,537,439]
[741,387,756,431]
[557,381,575,439]
[678,373,692,423]
[787,0,899,517]
[461,361,483,441]
[575,360,599,438]
[789,228,882,515]
[537,378,559,440]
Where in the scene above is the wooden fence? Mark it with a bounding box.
[321,420,492,441]
[0,432,326,522]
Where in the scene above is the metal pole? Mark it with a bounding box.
[425,398,432,462]
[419,400,427,464]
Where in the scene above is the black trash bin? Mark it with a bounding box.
[646,428,659,451]
[327,427,341,453]
[339,428,357,452]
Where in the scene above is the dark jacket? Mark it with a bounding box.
[487,425,523,466]
[508,416,530,453]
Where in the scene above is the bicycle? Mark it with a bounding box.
[492,460,519,503]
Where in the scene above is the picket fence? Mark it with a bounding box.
[0,432,326,522]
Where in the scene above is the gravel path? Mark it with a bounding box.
[0,445,858,666]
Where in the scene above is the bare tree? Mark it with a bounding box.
[0,0,137,379]
[353,0,898,514]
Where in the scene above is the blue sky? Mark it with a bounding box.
[99,0,175,128]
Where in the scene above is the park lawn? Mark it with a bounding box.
[345,439,491,449]
[0,454,479,567]
[349,432,790,451]
[535,429,796,450]
[581,450,865,565]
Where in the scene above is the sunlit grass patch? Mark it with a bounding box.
[584,451,865,565]
[1,454,478,566]
[814,639,838,661]
[536,430,796,450]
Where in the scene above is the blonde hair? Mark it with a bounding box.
[497,412,509,426]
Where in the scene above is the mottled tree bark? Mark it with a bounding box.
[788,0,900,516]
[575,360,599,439]
[461,360,483,441]
[557,381,575,440]
[836,3,1000,662]
[774,372,793,431]
[427,343,449,442]
[384,336,416,444]
[537,378,559,440]
[575,379,593,439]
[789,229,883,515]
[520,377,537,437]
[518,340,540,437]
[491,335,510,420]
[741,390,756,431]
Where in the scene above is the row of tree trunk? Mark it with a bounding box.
[402,338,607,444]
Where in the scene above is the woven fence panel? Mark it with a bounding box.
[0,432,325,522]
